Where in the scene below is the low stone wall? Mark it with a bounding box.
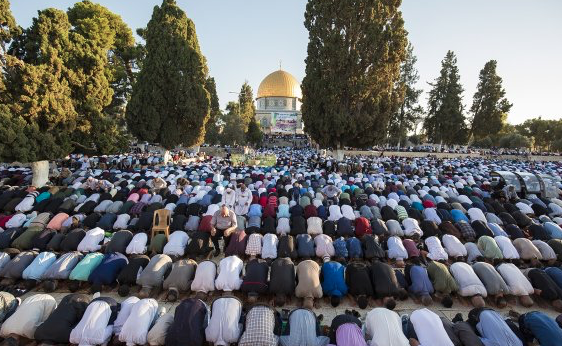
[328,150,562,162]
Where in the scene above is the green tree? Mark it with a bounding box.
[424,51,468,145]
[220,102,245,146]
[470,60,512,141]
[498,133,531,149]
[9,3,136,155]
[204,76,222,145]
[388,43,423,147]
[126,0,210,150]
[301,0,407,159]
[516,117,562,151]
[238,81,256,131]
[246,116,263,147]
[0,0,21,57]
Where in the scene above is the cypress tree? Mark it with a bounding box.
[388,43,424,148]
[239,81,256,131]
[470,60,512,142]
[204,76,222,145]
[0,0,21,56]
[126,0,210,149]
[424,51,468,145]
[302,0,407,159]
[246,117,263,147]
[220,102,245,146]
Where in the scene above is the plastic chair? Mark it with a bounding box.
[151,209,171,240]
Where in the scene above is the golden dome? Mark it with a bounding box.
[257,70,301,99]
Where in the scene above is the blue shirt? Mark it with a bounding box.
[321,261,348,297]
[333,238,348,258]
[408,265,434,296]
[346,237,363,258]
[248,204,262,218]
[521,311,562,346]
[451,209,469,223]
[22,251,57,280]
[88,252,128,286]
[545,267,562,289]
[544,222,562,239]
[477,310,523,346]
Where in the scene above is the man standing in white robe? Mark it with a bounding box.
[235,184,252,216]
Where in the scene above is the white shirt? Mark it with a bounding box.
[516,202,534,215]
[306,217,323,235]
[386,220,404,237]
[387,236,408,261]
[464,242,483,263]
[450,262,487,297]
[497,263,534,296]
[70,299,114,346]
[113,214,131,230]
[126,233,147,255]
[328,205,343,221]
[276,218,291,235]
[77,227,105,252]
[314,234,335,258]
[468,208,486,223]
[113,296,140,335]
[261,233,278,259]
[494,236,520,259]
[365,308,409,346]
[402,218,422,237]
[119,298,159,346]
[215,256,243,291]
[423,208,442,225]
[410,308,454,346]
[341,205,356,220]
[163,231,189,257]
[5,213,26,228]
[425,236,448,261]
[442,234,467,257]
[205,297,242,346]
[191,260,216,293]
[0,294,57,339]
[532,240,557,260]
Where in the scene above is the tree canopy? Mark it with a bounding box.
[126,0,210,150]
[238,81,256,132]
[424,51,468,145]
[301,0,407,151]
[388,43,423,147]
[470,60,512,141]
[204,76,222,145]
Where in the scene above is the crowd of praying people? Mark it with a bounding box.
[0,148,562,345]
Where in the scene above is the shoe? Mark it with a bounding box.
[452,313,463,323]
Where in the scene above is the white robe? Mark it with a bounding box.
[113,297,140,335]
[365,308,409,346]
[495,236,520,259]
[387,236,408,261]
[205,297,242,346]
[221,190,236,211]
[163,231,189,257]
[70,300,114,346]
[126,233,148,255]
[191,260,217,293]
[425,236,448,261]
[119,299,159,346]
[0,294,57,339]
[261,234,278,259]
[77,227,105,252]
[215,256,243,292]
[450,262,487,297]
[497,263,534,296]
[234,189,252,216]
[410,308,454,346]
[442,235,467,257]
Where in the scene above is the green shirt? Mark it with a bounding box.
[69,252,104,281]
[427,261,458,294]
[477,236,503,260]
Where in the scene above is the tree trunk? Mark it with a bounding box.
[31,160,49,188]
[335,143,344,161]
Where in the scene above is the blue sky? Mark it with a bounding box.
[10,0,562,124]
